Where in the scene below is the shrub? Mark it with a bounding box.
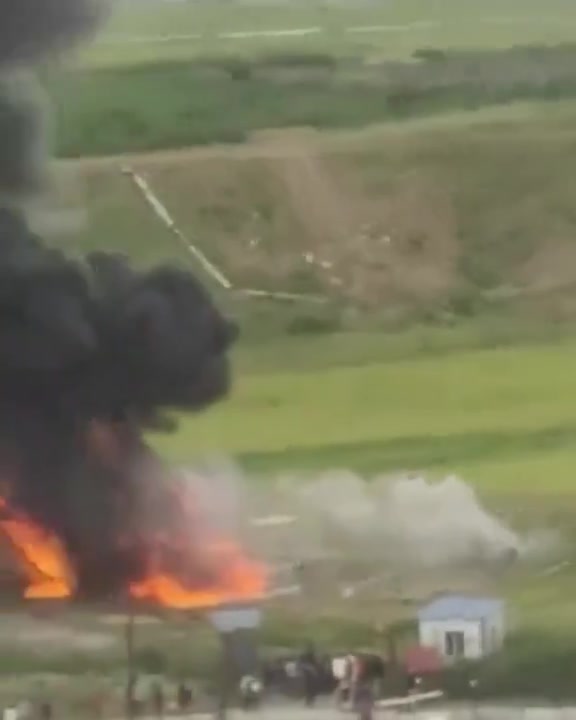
[287,312,340,336]
[413,48,448,63]
[49,44,576,157]
[446,287,483,318]
[443,631,576,701]
[218,58,253,82]
[257,52,338,70]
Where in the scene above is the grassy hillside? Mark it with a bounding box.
[50,43,576,156]
[53,102,576,332]
[86,0,576,67]
[53,4,576,500]
[45,101,576,500]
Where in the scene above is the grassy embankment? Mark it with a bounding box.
[87,0,576,67]
[47,101,576,497]
[50,43,576,156]
[37,0,576,155]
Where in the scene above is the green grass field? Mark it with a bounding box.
[150,325,576,648]
[54,100,576,328]
[154,336,576,497]
[42,0,576,157]
[153,327,576,650]
[86,0,576,66]
[51,30,576,156]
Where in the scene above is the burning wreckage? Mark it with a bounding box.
[0,0,267,613]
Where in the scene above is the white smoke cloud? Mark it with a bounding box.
[180,462,561,598]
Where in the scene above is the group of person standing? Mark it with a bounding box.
[127,676,194,718]
[332,652,384,720]
[253,645,385,719]
[124,645,385,718]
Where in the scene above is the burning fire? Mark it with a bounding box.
[130,540,267,609]
[0,498,72,600]
[0,495,267,608]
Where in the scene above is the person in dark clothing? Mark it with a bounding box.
[150,682,164,720]
[38,701,53,720]
[299,644,320,707]
[301,666,318,707]
[352,655,377,720]
[176,682,193,715]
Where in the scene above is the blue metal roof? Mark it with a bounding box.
[418,595,503,622]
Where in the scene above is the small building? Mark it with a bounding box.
[417,594,505,662]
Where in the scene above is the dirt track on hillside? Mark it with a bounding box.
[62,130,332,170]
[54,127,460,308]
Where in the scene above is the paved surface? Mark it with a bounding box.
[134,706,576,720]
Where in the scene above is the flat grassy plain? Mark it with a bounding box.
[86,0,576,66]
[154,338,576,496]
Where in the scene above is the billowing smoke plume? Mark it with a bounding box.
[203,462,558,570]
[0,0,239,601]
[0,0,102,67]
[293,473,522,566]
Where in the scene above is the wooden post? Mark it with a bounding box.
[208,606,262,720]
[215,632,234,720]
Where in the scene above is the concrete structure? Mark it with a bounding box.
[417,595,505,662]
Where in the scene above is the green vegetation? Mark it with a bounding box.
[446,629,576,700]
[51,44,576,156]
[55,101,576,331]
[87,0,576,67]
[48,100,576,500]
[154,338,576,495]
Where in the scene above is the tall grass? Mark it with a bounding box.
[153,338,576,475]
[50,60,390,156]
[50,45,576,156]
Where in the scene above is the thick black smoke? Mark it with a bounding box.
[0,0,103,67]
[0,0,237,599]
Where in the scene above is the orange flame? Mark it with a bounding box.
[0,498,73,599]
[130,541,267,609]
[0,497,267,608]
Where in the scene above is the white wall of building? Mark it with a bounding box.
[419,615,504,661]
[487,604,507,651]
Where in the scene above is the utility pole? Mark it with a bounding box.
[208,605,262,720]
[125,611,136,720]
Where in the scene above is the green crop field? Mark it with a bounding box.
[155,337,576,497]
[86,0,576,67]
